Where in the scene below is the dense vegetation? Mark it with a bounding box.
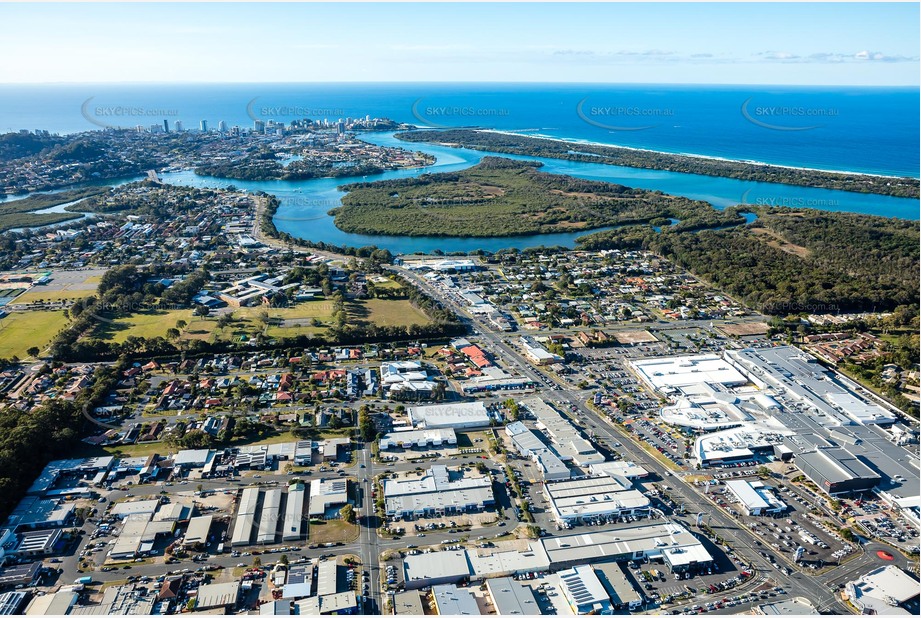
[579,207,920,316]
[195,157,387,181]
[0,187,108,231]
[0,358,127,519]
[396,129,920,199]
[0,132,64,164]
[332,157,743,237]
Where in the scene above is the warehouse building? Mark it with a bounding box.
[558,565,612,615]
[384,465,494,520]
[309,478,349,519]
[544,475,651,526]
[24,590,78,615]
[629,354,747,394]
[542,520,713,574]
[432,584,480,616]
[724,480,787,516]
[404,550,476,589]
[379,428,457,451]
[183,515,213,548]
[111,499,161,519]
[393,591,424,615]
[505,421,570,481]
[283,484,306,541]
[588,461,650,480]
[70,583,156,615]
[521,398,604,466]
[231,487,260,546]
[257,488,282,544]
[407,402,491,429]
[195,581,241,612]
[594,562,642,611]
[110,514,153,559]
[485,577,539,616]
[5,496,75,532]
[0,563,40,589]
[844,565,920,615]
[0,591,28,615]
[794,448,881,496]
[13,529,62,558]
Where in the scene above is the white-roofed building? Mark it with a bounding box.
[542,520,713,574]
[110,500,160,519]
[519,336,563,365]
[196,581,241,611]
[379,428,457,451]
[432,584,480,615]
[231,487,260,546]
[844,565,920,615]
[384,465,494,520]
[544,475,651,525]
[110,514,151,559]
[629,354,747,394]
[407,402,490,429]
[485,577,539,616]
[172,449,214,468]
[309,479,349,519]
[505,421,570,481]
[521,398,604,466]
[559,565,612,615]
[589,461,650,480]
[724,480,787,516]
[283,484,306,541]
[257,488,282,544]
[183,515,212,547]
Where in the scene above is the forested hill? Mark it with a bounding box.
[578,207,920,316]
[396,129,920,199]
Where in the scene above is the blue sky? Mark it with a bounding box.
[1,3,917,85]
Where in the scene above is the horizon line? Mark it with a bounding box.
[1,80,919,88]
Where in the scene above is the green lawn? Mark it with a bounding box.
[93,308,205,343]
[309,519,359,544]
[12,288,96,304]
[356,299,431,327]
[89,297,429,345]
[0,310,69,357]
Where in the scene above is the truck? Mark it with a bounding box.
[74,576,93,585]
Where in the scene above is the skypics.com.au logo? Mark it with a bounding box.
[81,97,180,130]
[411,98,510,129]
[246,98,344,123]
[740,189,840,209]
[741,97,839,132]
[576,97,675,132]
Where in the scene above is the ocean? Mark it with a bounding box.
[0,83,918,178]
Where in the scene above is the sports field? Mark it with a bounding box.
[0,310,70,357]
